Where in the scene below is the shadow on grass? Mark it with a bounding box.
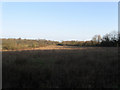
[2,47,119,88]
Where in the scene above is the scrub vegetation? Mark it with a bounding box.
[1,31,119,51]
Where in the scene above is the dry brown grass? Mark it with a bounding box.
[2,45,97,51]
[2,45,114,51]
[2,47,119,88]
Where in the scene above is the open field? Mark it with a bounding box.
[2,47,119,88]
[1,45,101,51]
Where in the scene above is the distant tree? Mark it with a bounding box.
[92,35,97,42]
[2,38,59,50]
[101,31,118,47]
[102,33,110,42]
[97,35,102,43]
[92,35,101,43]
[92,35,101,46]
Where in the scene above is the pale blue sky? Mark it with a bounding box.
[2,2,118,41]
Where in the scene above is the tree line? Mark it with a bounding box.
[1,31,119,50]
[58,31,119,47]
[1,38,59,50]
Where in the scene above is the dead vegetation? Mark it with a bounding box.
[2,47,119,88]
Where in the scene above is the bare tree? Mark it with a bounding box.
[92,35,101,43]
[101,31,118,47]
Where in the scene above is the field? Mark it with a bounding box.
[2,46,119,88]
